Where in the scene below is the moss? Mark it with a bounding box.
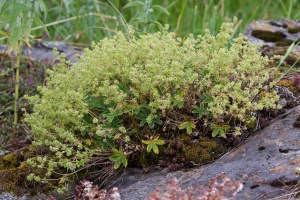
[251,30,285,42]
[0,153,18,170]
[180,133,192,145]
[0,149,57,197]
[288,26,300,34]
[198,139,219,151]
[0,161,54,197]
[276,79,297,93]
[275,39,294,46]
[183,137,227,164]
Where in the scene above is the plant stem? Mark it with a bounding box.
[175,0,187,36]
[13,43,22,136]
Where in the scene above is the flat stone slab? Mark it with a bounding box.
[109,105,300,199]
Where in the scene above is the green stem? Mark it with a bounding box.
[175,0,187,36]
[13,43,22,136]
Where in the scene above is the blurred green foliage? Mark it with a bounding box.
[1,0,300,45]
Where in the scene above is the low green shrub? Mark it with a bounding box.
[24,19,279,191]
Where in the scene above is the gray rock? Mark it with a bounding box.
[0,41,83,66]
[244,19,300,68]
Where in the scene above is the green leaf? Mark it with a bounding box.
[122,157,128,167]
[154,139,165,145]
[150,21,164,32]
[147,143,157,153]
[192,104,209,118]
[152,117,163,125]
[202,94,213,103]
[178,121,196,134]
[0,0,7,11]
[123,1,145,9]
[135,108,161,128]
[140,120,147,126]
[110,147,127,169]
[147,115,162,129]
[178,122,187,129]
[33,16,50,37]
[172,93,184,108]
[152,144,159,154]
[8,2,27,27]
[102,118,122,130]
[76,159,86,167]
[142,140,151,145]
[135,107,149,120]
[135,108,149,126]
[212,128,219,137]
[142,137,165,154]
[109,155,120,162]
[146,143,152,152]
[106,136,115,148]
[211,124,230,138]
[36,0,47,18]
[102,142,108,151]
[86,96,104,109]
[80,129,87,136]
[151,5,170,15]
[113,160,122,169]
[112,146,123,155]
[103,109,122,122]
[148,121,154,129]
[111,0,120,9]
[133,107,140,115]
[93,135,112,151]
[9,25,29,52]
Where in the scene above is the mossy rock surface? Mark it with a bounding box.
[0,162,49,196]
[183,137,227,164]
[277,79,297,93]
[0,150,55,197]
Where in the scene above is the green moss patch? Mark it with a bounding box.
[277,79,297,93]
[183,137,226,164]
[0,152,18,170]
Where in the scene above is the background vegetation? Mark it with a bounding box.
[1,0,300,46]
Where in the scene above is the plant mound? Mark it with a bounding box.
[24,20,279,191]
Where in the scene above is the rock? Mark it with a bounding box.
[244,19,300,45]
[0,41,82,65]
[108,105,300,199]
[244,19,300,67]
[28,41,82,64]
